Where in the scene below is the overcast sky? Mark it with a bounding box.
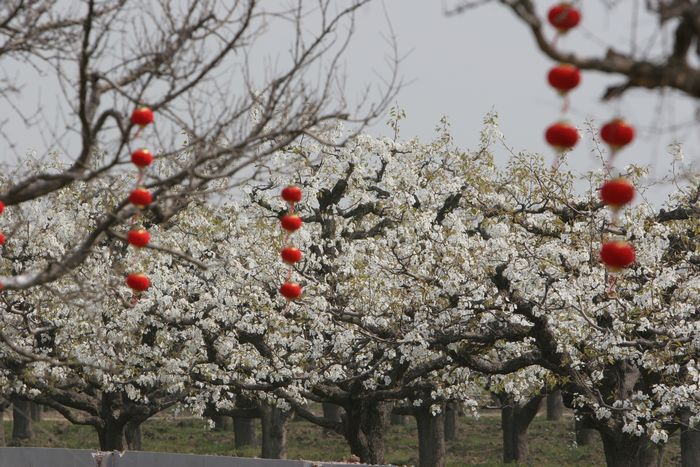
[3,1,697,204]
[341,1,698,202]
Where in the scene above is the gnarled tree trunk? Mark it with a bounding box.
[444,403,457,441]
[575,414,596,446]
[97,416,126,451]
[11,399,33,443]
[0,398,9,446]
[323,403,342,436]
[681,408,700,467]
[233,397,257,449]
[260,405,291,459]
[415,403,446,467]
[343,399,391,464]
[600,431,662,467]
[501,395,542,463]
[125,420,143,451]
[546,391,563,421]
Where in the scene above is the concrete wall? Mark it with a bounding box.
[0,447,391,467]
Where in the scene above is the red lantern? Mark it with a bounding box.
[131,148,154,168]
[548,3,581,32]
[600,119,635,150]
[0,232,5,245]
[600,241,636,271]
[281,247,302,264]
[127,229,151,248]
[126,273,150,291]
[600,178,635,209]
[129,188,152,208]
[0,201,5,214]
[280,214,303,232]
[131,107,154,127]
[279,282,302,300]
[547,64,581,94]
[281,186,302,203]
[545,121,579,151]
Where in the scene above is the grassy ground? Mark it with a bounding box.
[3,410,682,466]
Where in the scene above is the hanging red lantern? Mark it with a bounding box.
[0,233,5,245]
[280,214,303,232]
[127,229,151,248]
[600,119,635,150]
[600,178,635,209]
[600,241,636,271]
[0,201,5,214]
[131,148,154,168]
[129,188,153,208]
[281,186,303,203]
[279,282,302,300]
[545,121,579,151]
[280,247,302,264]
[547,64,581,94]
[126,273,151,291]
[548,3,581,32]
[131,106,154,127]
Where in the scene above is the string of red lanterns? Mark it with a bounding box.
[125,106,155,295]
[279,186,303,301]
[543,3,636,274]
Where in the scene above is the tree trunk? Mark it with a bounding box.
[444,403,457,441]
[681,408,700,467]
[323,403,342,436]
[29,402,43,422]
[233,397,257,449]
[343,399,391,464]
[125,420,142,451]
[391,413,407,425]
[415,404,446,467]
[213,415,232,432]
[501,395,542,463]
[0,400,8,447]
[575,415,596,446]
[546,391,564,421]
[11,399,33,442]
[97,417,126,451]
[260,405,290,459]
[600,431,662,467]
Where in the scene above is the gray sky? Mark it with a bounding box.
[3,1,698,204]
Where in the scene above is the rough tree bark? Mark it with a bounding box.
[501,395,543,464]
[0,398,9,447]
[97,416,126,451]
[11,399,33,443]
[575,415,597,446]
[233,397,257,449]
[546,391,564,421]
[342,399,391,464]
[415,403,446,467]
[29,402,43,422]
[260,405,291,459]
[681,408,700,467]
[322,403,342,436]
[125,420,142,451]
[444,403,457,441]
[599,431,661,467]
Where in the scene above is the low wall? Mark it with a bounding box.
[0,448,390,467]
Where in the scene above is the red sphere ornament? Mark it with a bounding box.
[127,229,151,248]
[279,282,302,300]
[131,106,154,127]
[129,188,152,208]
[280,214,303,232]
[548,3,581,32]
[600,241,636,271]
[600,119,635,150]
[545,121,579,152]
[600,178,635,209]
[131,148,154,168]
[0,232,5,245]
[281,247,302,264]
[281,186,303,203]
[0,201,5,214]
[126,273,150,291]
[547,64,581,94]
